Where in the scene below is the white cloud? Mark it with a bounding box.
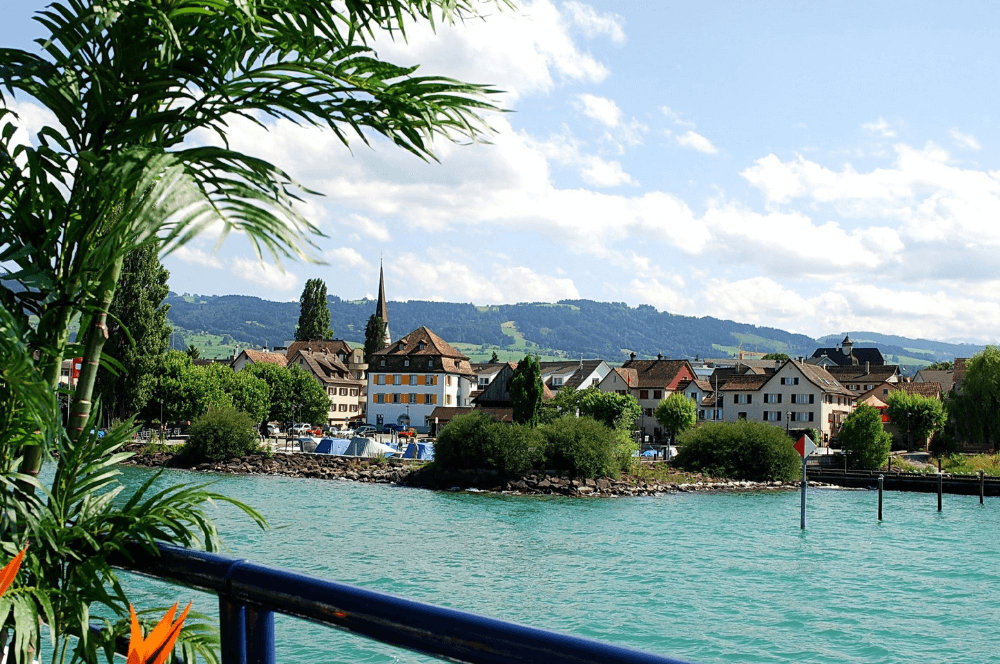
[172,245,224,269]
[562,1,626,44]
[575,93,622,127]
[324,247,370,270]
[862,117,896,138]
[346,214,391,242]
[629,277,692,313]
[661,106,696,128]
[579,155,633,187]
[230,258,299,292]
[676,130,718,154]
[949,128,982,151]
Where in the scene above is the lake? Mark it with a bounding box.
[116,466,1000,664]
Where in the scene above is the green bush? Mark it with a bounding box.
[184,407,262,463]
[435,413,545,477]
[839,403,892,470]
[673,421,800,481]
[540,415,620,479]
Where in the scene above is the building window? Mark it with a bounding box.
[350,389,359,397]
[446,376,452,386]
[639,390,649,400]
[393,375,402,385]
[375,394,384,403]
[380,359,386,367]
[376,375,385,385]
[410,375,417,385]
[644,408,653,417]
[781,377,800,385]
[410,393,417,403]
[653,390,663,400]
[350,405,358,412]
[445,394,452,405]
[428,360,434,368]
[339,404,347,412]
[552,377,564,386]
[392,393,400,403]
[404,359,410,367]
[339,387,348,396]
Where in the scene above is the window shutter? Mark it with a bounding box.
[808,412,814,422]
[809,394,814,404]
[747,394,753,404]
[778,393,782,403]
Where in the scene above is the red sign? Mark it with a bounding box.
[793,435,817,459]
[72,357,83,381]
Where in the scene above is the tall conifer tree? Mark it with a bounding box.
[296,278,332,341]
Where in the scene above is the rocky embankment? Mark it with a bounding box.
[122,450,817,497]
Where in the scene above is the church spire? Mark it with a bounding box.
[376,261,391,344]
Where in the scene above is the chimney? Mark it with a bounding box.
[657,353,663,360]
[864,361,870,375]
[629,352,636,361]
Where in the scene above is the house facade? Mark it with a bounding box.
[598,356,697,440]
[367,326,476,431]
[719,360,856,443]
[231,349,288,373]
[287,349,365,428]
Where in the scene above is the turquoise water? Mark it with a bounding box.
[116,467,1000,664]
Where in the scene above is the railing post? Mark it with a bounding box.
[220,597,248,664]
[247,605,276,664]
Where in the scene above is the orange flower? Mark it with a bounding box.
[127,601,192,664]
[0,545,27,597]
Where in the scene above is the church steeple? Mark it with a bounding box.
[376,261,391,345]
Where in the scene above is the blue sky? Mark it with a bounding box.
[4,1,1000,342]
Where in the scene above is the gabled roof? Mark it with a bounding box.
[677,378,713,393]
[620,359,695,389]
[782,360,855,396]
[236,349,288,367]
[608,366,639,387]
[285,339,352,360]
[562,360,607,390]
[719,374,769,391]
[824,364,900,384]
[914,369,955,393]
[290,349,356,383]
[809,346,884,366]
[373,326,469,360]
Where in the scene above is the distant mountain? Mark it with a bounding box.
[163,293,982,370]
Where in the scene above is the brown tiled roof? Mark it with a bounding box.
[915,369,955,393]
[610,367,639,387]
[290,349,358,384]
[793,361,854,396]
[374,326,469,360]
[825,365,900,383]
[620,359,695,389]
[676,378,713,393]
[719,374,769,391]
[239,349,288,367]
[285,339,352,360]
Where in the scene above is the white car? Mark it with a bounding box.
[289,423,313,436]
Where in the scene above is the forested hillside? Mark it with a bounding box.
[165,293,823,362]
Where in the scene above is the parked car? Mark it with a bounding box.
[355,425,377,437]
[289,423,313,436]
[382,423,405,433]
[397,427,416,439]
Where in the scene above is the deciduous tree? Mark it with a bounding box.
[296,278,332,341]
[947,346,1000,452]
[839,403,892,469]
[654,393,698,444]
[884,390,946,451]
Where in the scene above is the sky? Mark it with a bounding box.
[3,1,1000,343]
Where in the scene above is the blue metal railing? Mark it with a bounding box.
[114,543,695,664]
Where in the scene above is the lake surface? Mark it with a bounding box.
[116,467,1000,664]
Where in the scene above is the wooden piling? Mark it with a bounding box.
[980,470,985,505]
[878,474,883,521]
[937,472,943,511]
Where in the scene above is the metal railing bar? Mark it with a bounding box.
[114,543,694,664]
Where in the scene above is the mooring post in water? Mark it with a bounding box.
[793,435,816,530]
[980,469,985,505]
[878,474,883,521]
[938,472,943,512]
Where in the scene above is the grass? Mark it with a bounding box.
[625,462,705,485]
[942,453,1000,476]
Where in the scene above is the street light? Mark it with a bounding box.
[786,411,791,434]
[906,411,912,452]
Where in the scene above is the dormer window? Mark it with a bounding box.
[428,360,433,368]
[380,359,386,367]
[418,342,426,351]
[404,359,410,367]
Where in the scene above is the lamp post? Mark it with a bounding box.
[160,399,164,440]
[786,411,791,434]
[906,411,912,452]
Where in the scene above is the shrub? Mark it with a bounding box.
[435,413,545,476]
[673,421,800,482]
[434,411,496,471]
[540,415,620,479]
[185,407,262,463]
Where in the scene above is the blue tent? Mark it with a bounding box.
[403,442,435,460]
[315,438,351,455]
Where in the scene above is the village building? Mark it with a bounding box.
[287,348,365,428]
[597,355,697,441]
[367,326,476,431]
[231,348,288,372]
[807,334,885,367]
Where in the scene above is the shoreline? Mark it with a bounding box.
[121,448,826,497]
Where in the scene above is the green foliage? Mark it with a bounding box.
[925,360,954,371]
[839,403,892,469]
[510,355,543,426]
[579,388,641,431]
[654,393,697,442]
[434,412,545,476]
[185,407,262,463]
[288,365,332,424]
[947,346,1000,452]
[185,343,202,360]
[296,279,333,342]
[203,364,271,423]
[884,390,946,450]
[540,416,621,479]
[364,315,388,363]
[761,353,790,360]
[941,453,1000,476]
[673,421,801,481]
[94,244,172,423]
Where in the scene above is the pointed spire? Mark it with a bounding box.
[375,261,391,344]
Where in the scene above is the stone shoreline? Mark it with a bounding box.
[121,449,827,497]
